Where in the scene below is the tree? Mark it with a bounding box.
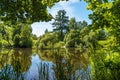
[38,32,59,49]
[76,20,88,29]
[12,24,32,48]
[0,0,68,23]
[68,19,88,31]
[12,24,22,47]
[0,22,13,47]
[68,18,76,31]
[84,0,120,50]
[45,29,49,33]
[19,24,32,48]
[64,30,81,47]
[64,20,90,48]
[52,10,69,41]
[83,1,120,79]
[32,34,38,40]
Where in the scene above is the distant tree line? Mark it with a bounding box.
[0,23,37,48]
[37,10,107,50]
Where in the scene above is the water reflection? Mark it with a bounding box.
[38,49,91,80]
[0,49,32,72]
[0,48,91,80]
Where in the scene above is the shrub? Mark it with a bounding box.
[54,41,65,48]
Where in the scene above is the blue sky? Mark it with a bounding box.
[31,0,92,37]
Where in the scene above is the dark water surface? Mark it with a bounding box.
[0,48,119,80]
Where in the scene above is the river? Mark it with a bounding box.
[0,48,119,80]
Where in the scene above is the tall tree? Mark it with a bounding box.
[52,10,69,41]
[45,29,49,33]
[68,18,76,31]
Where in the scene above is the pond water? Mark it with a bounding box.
[0,48,120,80]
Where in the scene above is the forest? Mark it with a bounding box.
[0,0,120,80]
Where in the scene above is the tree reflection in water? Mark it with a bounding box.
[39,48,91,80]
[0,48,32,80]
[0,48,119,80]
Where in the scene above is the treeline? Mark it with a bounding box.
[0,23,37,48]
[0,10,108,50]
[37,10,107,50]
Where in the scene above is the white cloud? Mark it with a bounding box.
[59,1,74,17]
[69,0,79,3]
[31,22,53,37]
[48,0,79,18]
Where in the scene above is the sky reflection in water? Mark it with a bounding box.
[0,48,91,80]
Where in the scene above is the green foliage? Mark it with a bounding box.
[98,29,107,40]
[0,0,68,23]
[52,10,69,41]
[0,22,13,47]
[2,40,10,48]
[85,0,120,44]
[68,18,76,31]
[0,49,32,80]
[83,0,120,80]
[19,24,32,48]
[12,24,33,48]
[13,34,20,47]
[38,32,59,49]
[64,30,81,47]
[0,0,120,79]
[54,41,65,48]
[37,15,90,49]
[64,20,89,48]
[37,10,91,49]
[19,38,32,48]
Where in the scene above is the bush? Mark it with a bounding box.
[38,32,59,49]
[54,41,65,48]
[65,40,75,48]
[2,40,10,48]
[19,38,32,48]
[13,34,20,47]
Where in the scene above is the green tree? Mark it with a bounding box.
[68,18,88,31]
[0,22,13,47]
[83,0,120,80]
[19,24,32,48]
[52,10,69,41]
[12,24,32,48]
[45,29,49,33]
[0,0,68,23]
[76,20,88,29]
[64,30,81,47]
[64,18,89,47]
[68,18,76,31]
[12,24,22,47]
[32,34,38,40]
[38,32,59,49]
